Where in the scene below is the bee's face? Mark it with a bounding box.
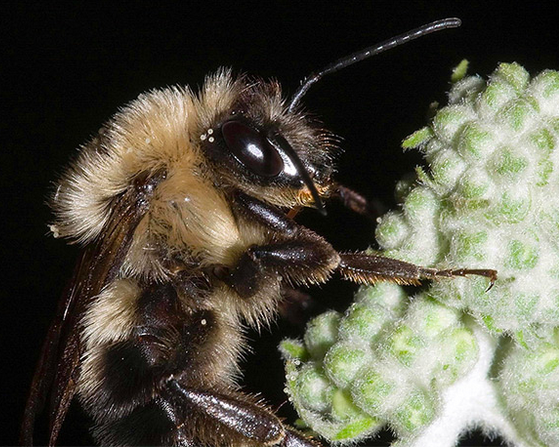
[195,71,339,210]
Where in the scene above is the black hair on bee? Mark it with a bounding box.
[21,18,496,447]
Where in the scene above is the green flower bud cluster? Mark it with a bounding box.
[282,63,559,446]
[282,285,478,442]
[384,62,559,341]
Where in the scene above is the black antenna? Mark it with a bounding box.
[288,18,461,112]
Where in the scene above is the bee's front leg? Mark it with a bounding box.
[224,236,340,298]
[338,252,497,288]
[220,193,340,298]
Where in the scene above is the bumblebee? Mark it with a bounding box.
[21,18,496,446]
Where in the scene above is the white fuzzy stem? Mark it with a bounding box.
[406,325,524,447]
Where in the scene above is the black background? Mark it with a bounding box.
[4,2,559,446]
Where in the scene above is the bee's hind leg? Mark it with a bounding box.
[165,381,321,446]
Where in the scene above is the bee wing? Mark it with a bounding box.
[21,186,150,446]
[20,250,88,446]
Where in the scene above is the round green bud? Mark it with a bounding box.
[432,326,478,386]
[304,311,341,360]
[493,62,530,92]
[403,187,438,225]
[392,390,437,436]
[386,324,425,367]
[294,364,333,412]
[376,211,409,250]
[455,167,492,202]
[338,302,386,343]
[485,189,531,224]
[505,238,539,271]
[499,96,539,133]
[429,148,467,191]
[432,105,473,143]
[354,283,408,318]
[532,70,559,101]
[477,79,517,116]
[350,366,399,415]
[324,342,371,387]
[406,298,460,339]
[456,122,495,161]
[490,145,529,180]
[449,229,489,264]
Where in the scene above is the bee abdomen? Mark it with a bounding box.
[79,278,220,444]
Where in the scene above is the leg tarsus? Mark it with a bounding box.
[420,267,498,290]
[338,252,497,288]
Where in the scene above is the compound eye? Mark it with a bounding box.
[221,120,283,177]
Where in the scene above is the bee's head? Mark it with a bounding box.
[196,70,338,213]
[51,19,461,246]
[196,19,462,213]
